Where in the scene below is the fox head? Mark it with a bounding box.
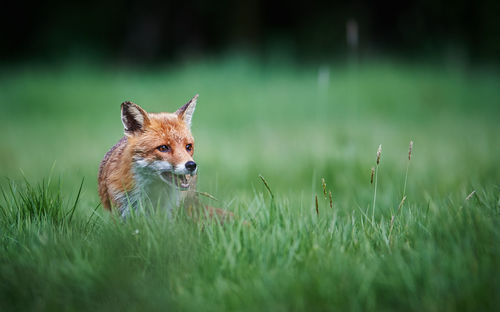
[121,95,198,190]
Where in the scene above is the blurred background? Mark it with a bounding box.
[1,0,499,207]
[2,0,500,63]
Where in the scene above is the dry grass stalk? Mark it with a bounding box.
[388,196,407,244]
[376,144,382,165]
[328,190,333,209]
[372,144,382,221]
[196,191,218,201]
[259,174,274,199]
[402,140,413,203]
[397,195,407,212]
[315,194,319,215]
[465,190,476,201]
[370,167,375,184]
[321,178,328,198]
[408,140,414,160]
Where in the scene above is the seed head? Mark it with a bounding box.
[398,195,407,211]
[315,194,319,215]
[321,178,327,198]
[376,144,382,165]
[370,167,375,184]
[328,190,333,209]
[408,140,414,160]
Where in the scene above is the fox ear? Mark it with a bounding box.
[175,94,198,128]
[121,101,150,134]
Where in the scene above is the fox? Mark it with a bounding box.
[98,95,209,218]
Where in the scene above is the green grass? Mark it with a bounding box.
[0,57,499,311]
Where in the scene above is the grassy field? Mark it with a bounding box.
[0,57,499,311]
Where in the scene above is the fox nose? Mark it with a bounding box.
[185,161,197,172]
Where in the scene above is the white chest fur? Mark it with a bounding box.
[118,162,182,218]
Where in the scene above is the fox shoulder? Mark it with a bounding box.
[98,136,130,209]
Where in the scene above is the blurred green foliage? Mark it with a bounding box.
[1,57,499,197]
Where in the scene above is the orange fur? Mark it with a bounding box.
[98,96,197,215]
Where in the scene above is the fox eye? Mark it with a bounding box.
[157,145,170,152]
[186,144,193,152]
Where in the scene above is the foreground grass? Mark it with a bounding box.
[0,58,499,310]
[0,176,498,311]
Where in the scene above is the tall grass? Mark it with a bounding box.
[0,176,83,227]
[372,144,382,222]
[0,173,498,311]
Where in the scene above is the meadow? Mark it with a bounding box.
[0,57,499,311]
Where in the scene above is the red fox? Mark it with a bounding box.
[98,95,200,217]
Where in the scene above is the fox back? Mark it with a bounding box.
[98,95,198,216]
